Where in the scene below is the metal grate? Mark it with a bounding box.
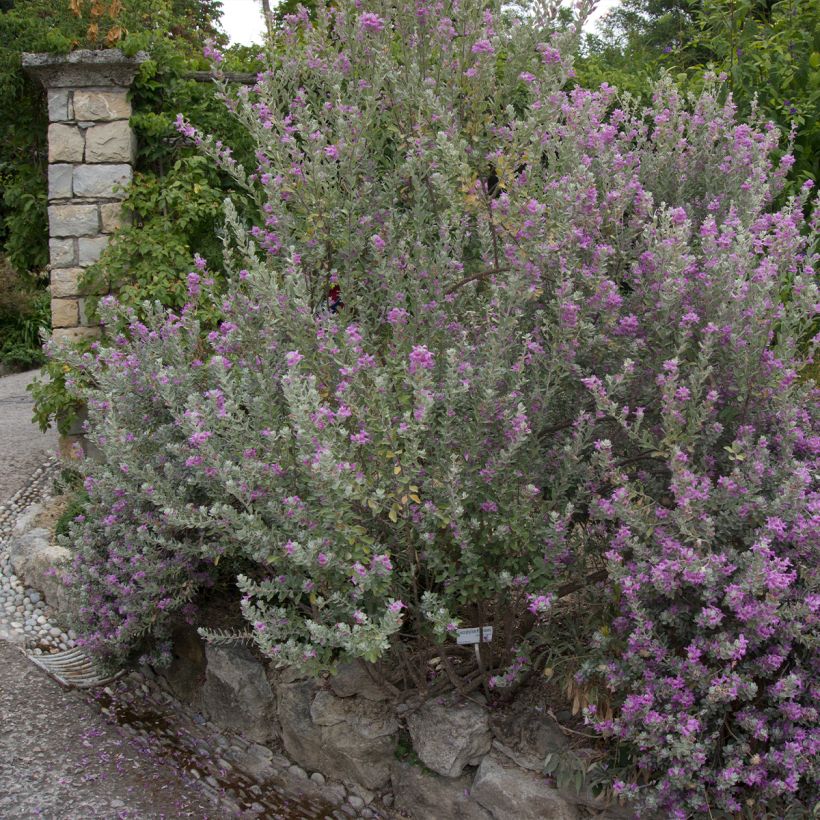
[27,646,123,689]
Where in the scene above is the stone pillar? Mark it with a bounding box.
[22,50,145,344]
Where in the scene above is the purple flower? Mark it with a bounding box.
[471,39,495,55]
[359,12,385,32]
[408,345,435,374]
[285,350,304,367]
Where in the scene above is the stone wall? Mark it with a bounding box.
[22,50,145,344]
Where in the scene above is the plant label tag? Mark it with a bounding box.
[456,626,493,645]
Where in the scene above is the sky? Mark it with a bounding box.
[219,0,620,46]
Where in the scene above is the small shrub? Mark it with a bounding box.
[51,0,818,815]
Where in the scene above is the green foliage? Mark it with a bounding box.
[81,156,227,321]
[29,352,90,434]
[0,257,49,371]
[54,488,89,539]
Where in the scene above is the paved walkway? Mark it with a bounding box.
[0,370,221,818]
[0,369,59,502]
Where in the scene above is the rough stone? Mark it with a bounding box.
[51,326,100,344]
[100,202,127,233]
[405,695,492,778]
[22,50,147,89]
[48,204,99,237]
[48,124,84,163]
[470,750,578,820]
[201,644,276,744]
[391,760,491,820]
[277,679,398,791]
[329,661,390,701]
[47,88,71,121]
[72,89,131,121]
[48,164,73,200]
[49,268,83,299]
[72,164,131,198]
[489,705,570,761]
[7,530,74,619]
[84,120,136,163]
[49,238,76,268]
[78,235,109,266]
[51,298,79,328]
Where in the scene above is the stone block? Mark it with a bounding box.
[51,298,79,328]
[277,678,398,791]
[49,204,99,237]
[470,751,578,820]
[50,267,83,298]
[48,164,74,200]
[49,238,76,268]
[48,124,84,163]
[201,644,277,745]
[47,88,72,121]
[405,694,492,778]
[85,120,136,163]
[73,88,130,121]
[78,235,109,266]
[392,761,491,820]
[51,326,100,344]
[100,202,128,233]
[73,163,132,198]
[8,529,76,625]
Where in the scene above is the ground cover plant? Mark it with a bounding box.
[50,0,819,815]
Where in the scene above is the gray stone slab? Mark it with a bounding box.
[48,124,84,163]
[47,164,73,200]
[47,88,71,121]
[48,204,99,237]
[73,89,131,121]
[73,163,131,198]
[78,235,109,266]
[85,120,136,163]
[21,49,147,88]
[48,237,76,267]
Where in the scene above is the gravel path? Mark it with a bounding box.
[0,641,223,819]
[0,369,59,502]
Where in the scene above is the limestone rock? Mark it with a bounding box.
[490,705,570,760]
[329,661,389,701]
[51,298,79,328]
[48,204,99,237]
[85,121,136,163]
[471,750,578,820]
[51,326,100,344]
[8,529,75,621]
[73,89,130,121]
[48,124,84,162]
[405,695,492,778]
[201,644,276,745]
[49,238,76,268]
[392,760,491,820]
[47,88,71,121]
[50,268,82,299]
[48,164,73,201]
[78,235,109,266]
[73,164,131,199]
[100,202,127,233]
[277,679,397,790]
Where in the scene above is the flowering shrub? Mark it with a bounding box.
[53,0,818,814]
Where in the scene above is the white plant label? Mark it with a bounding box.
[456,626,494,645]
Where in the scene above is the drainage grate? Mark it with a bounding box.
[27,647,123,689]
